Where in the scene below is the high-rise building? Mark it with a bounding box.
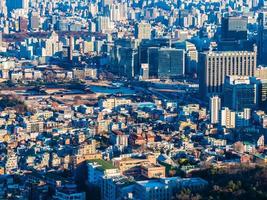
[0,0,7,16]
[236,108,251,127]
[111,40,138,78]
[199,50,257,98]
[209,96,221,124]
[135,21,152,40]
[221,107,251,128]
[138,39,169,66]
[158,48,185,78]
[19,17,28,32]
[68,36,74,61]
[29,11,40,31]
[173,41,198,75]
[259,79,267,111]
[221,16,248,41]
[0,32,2,50]
[221,107,236,128]
[258,11,267,65]
[138,39,169,78]
[218,15,253,51]
[260,0,267,7]
[147,47,159,78]
[6,0,28,16]
[110,3,127,21]
[255,66,267,79]
[96,16,112,33]
[140,63,149,80]
[255,67,267,111]
[223,76,259,111]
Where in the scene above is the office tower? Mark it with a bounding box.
[140,64,149,80]
[6,0,23,10]
[102,0,113,7]
[122,47,138,78]
[110,3,127,21]
[221,16,248,41]
[67,36,75,61]
[185,42,198,75]
[223,76,259,111]
[96,16,112,33]
[29,12,40,31]
[42,32,62,58]
[255,67,267,111]
[221,107,236,128]
[6,0,28,16]
[111,38,138,77]
[69,22,82,32]
[209,96,221,124]
[111,42,138,78]
[138,39,169,75]
[23,0,29,8]
[57,19,68,31]
[258,11,267,65]
[236,108,251,127]
[0,32,2,50]
[173,41,198,75]
[178,10,191,27]
[0,0,7,16]
[148,47,159,78]
[255,66,267,79]
[259,79,267,112]
[260,0,267,7]
[218,15,253,51]
[198,50,257,98]
[158,48,185,78]
[19,17,28,32]
[135,21,152,40]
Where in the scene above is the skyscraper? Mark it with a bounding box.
[140,64,149,80]
[0,0,7,16]
[209,96,221,124]
[221,107,236,128]
[6,0,28,16]
[138,39,169,78]
[236,108,251,127]
[0,32,2,50]
[221,16,248,41]
[29,11,40,31]
[259,79,267,112]
[19,17,28,32]
[148,47,159,78]
[255,67,267,111]
[96,16,112,33]
[135,21,152,40]
[111,44,138,78]
[223,76,259,111]
[258,11,267,65]
[173,41,198,75]
[158,48,185,78]
[198,50,257,98]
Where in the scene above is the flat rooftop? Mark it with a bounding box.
[87,159,116,171]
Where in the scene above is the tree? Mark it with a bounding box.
[176,189,202,200]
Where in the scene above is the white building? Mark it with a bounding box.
[209,96,221,124]
[221,107,236,128]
